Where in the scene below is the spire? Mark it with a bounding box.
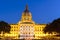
[26,4,28,11]
[24,4,29,12]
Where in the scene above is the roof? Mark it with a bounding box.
[20,22,33,24]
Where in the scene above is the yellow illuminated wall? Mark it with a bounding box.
[34,24,46,39]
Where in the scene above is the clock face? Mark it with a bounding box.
[25,17,29,20]
[26,18,28,19]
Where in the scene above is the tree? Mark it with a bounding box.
[43,18,60,34]
[0,21,11,34]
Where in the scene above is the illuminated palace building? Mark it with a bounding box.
[1,5,57,39]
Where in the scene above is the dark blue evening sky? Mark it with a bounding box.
[0,0,60,24]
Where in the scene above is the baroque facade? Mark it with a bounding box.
[1,5,57,39]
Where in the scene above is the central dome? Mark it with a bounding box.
[18,5,35,24]
[23,5,31,16]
